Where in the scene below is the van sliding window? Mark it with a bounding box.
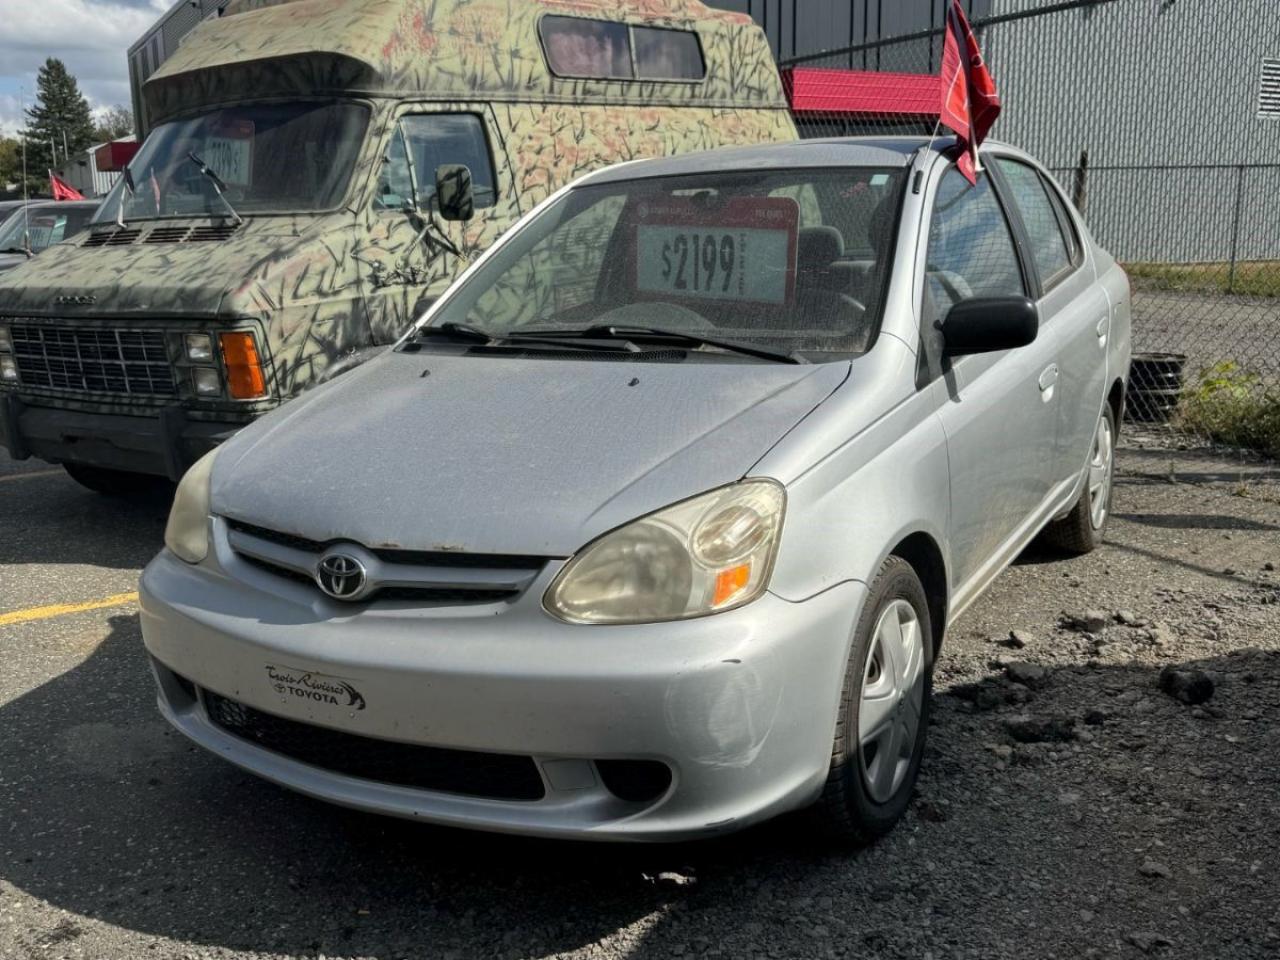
[540,16,706,82]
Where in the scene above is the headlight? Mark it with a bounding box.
[545,480,785,624]
[184,333,214,362]
[0,325,12,353]
[0,356,17,383]
[164,449,217,564]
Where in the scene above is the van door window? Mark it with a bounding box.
[374,114,497,213]
[925,168,1027,320]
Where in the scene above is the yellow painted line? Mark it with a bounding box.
[0,591,138,628]
[0,468,65,484]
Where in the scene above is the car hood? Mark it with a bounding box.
[0,253,32,272]
[211,349,849,557]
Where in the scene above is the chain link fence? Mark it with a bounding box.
[780,0,1280,467]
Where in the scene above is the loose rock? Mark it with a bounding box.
[1139,859,1172,879]
[1158,666,1215,705]
[1005,662,1050,688]
[1004,715,1077,743]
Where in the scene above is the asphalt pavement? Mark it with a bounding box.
[1,444,1278,960]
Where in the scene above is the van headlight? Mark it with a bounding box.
[164,450,217,564]
[545,480,785,625]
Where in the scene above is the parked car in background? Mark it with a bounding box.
[139,136,1131,843]
[0,0,797,495]
[0,200,31,227]
[0,201,98,273]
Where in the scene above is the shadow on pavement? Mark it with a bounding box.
[1,610,1275,958]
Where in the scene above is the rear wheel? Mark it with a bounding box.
[1041,403,1116,554]
[813,556,933,844]
[63,463,171,498]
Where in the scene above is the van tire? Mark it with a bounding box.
[812,556,933,844]
[63,463,171,498]
[1041,403,1117,555]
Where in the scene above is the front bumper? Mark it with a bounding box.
[139,530,866,841]
[1,392,242,479]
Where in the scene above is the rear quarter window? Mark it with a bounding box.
[540,16,705,82]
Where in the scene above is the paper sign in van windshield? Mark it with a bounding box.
[204,119,254,188]
[633,197,798,305]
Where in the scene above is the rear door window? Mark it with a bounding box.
[926,168,1027,318]
[994,157,1075,290]
[633,27,705,80]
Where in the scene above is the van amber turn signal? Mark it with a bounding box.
[219,332,267,400]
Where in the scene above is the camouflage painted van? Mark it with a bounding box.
[0,0,796,491]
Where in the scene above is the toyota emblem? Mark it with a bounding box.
[315,552,368,601]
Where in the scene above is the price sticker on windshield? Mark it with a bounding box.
[203,119,254,188]
[632,197,798,305]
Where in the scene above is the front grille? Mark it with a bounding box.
[237,553,519,605]
[203,691,546,801]
[11,324,176,396]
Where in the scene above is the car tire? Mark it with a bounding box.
[63,463,171,498]
[1041,402,1117,555]
[812,555,934,844]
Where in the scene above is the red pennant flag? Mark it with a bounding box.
[939,0,1001,185]
[49,171,85,201]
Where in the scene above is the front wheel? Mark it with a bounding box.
[812,556,934,844]
[1041,403,1116,554]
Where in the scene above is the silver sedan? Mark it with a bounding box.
[140,137,1130,842]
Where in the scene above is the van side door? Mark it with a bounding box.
[356,106,520,343]
[990,156,1109,491]
[924,167,1061,598]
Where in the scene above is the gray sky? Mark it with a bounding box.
[0,0,169,137]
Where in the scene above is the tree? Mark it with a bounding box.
[20,58,96,173]
[0,136,42,198]
[92,105,135,144]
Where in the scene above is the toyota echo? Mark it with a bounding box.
[139,137,1131,843]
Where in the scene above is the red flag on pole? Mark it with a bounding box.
[939,0,1001,185]
[49,171,85,201]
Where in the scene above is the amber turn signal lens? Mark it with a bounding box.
[712,563,752,608]
[219,332,267,400]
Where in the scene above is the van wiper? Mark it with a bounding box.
[521,325,806,364]
[185,152,245,226]
[1,247,33,257]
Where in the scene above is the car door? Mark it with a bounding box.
[923,166,1061,595]
[990,156,1110,489]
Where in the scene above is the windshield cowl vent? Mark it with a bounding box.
[83,228,142,248]
[187,223,241,242]
[143,226,192,244]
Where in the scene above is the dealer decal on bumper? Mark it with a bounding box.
[266,665,367,710]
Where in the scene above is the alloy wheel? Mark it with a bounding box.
[1089,413,1115,530]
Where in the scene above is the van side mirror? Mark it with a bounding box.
[435,164,474,222]
[942,297,1038,357]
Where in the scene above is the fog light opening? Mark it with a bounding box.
[594,759,673,803]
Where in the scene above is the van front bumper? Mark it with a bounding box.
[139,538,865,842]
[1,392,241,479]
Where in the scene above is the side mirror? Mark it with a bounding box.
[434,163,474,222]
[942,297,1039,357]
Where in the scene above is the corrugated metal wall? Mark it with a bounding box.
[706,0,992,69]
[983,0,1280,262]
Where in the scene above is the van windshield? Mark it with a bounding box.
[429,167,906,358]
[93,101,369,223]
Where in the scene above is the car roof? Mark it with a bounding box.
[579,135,1032,186]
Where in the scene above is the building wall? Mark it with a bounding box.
[984,0,1280,262]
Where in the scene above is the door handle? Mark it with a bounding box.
[1038,364,1059,402]
[1095,315,1109,346]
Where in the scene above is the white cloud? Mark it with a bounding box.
[0,0,169,137]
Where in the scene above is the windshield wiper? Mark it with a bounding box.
[409,321,634,354]
[185,152,245,226]
[518,325,806,364]
[0,247,33,257]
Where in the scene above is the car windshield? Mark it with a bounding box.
[0,205,94,253]
[92,101,370,223]
[429,167,906,358]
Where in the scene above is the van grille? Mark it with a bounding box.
[203,691,546,801]
[10,324,176,396]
